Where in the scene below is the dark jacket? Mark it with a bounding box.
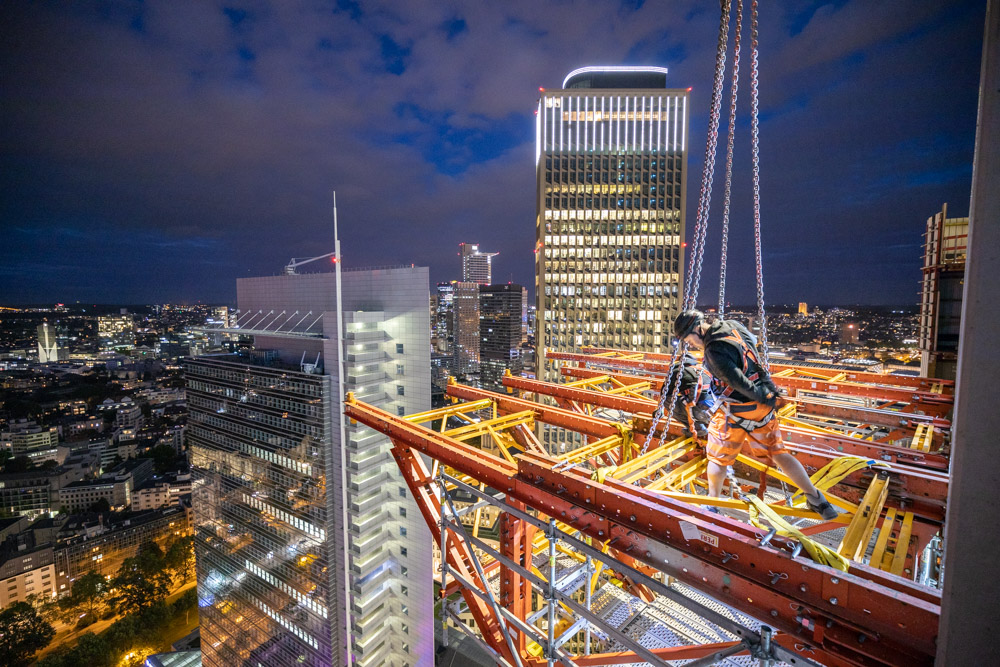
[701,320,777,406]
[668,353,716,438]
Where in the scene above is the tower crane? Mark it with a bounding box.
[284,251,337,275]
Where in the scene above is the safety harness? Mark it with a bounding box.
[704,320,774,432]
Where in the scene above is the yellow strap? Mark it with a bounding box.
[789,455,889,505]
[745,495,851,572]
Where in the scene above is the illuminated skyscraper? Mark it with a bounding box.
[187,266,433,667]
[535,66,689,379]
[37,322,60,362]
[459,243,498,285]
[453,281,480,375]
[798,302,808,316]
[479,284,524,391]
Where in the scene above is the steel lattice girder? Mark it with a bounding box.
[580,347,956,395]
[558,366,949,470]
[500,374,949,523]
[345,396,940,667]
[559,365,952,444]
[546,351,954,418]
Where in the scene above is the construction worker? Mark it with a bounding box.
[666,352,716,441]
[673,309,838,520]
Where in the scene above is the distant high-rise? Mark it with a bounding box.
[187,266,433,667]
[97,314,134,351]
[37,322,60,362]
[479,284,525,391]
[454,281,480,375]
[535,66,689,381]
[459,243,498,285]
[839,322,860,346]
[919,203,968,380]
[798,302,808,316]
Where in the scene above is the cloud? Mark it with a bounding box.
[0,0,986,305]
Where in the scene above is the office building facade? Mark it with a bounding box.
[459,243,498,285]
[479,284,525,391]
[453,281,481,376]
[919,203,968,380]
[188,267,432,667]
[535,66,689,370]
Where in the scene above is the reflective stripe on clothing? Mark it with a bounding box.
[706,409,786,467]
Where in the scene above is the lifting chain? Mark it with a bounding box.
[644,0,733,456]
[718,0,744,316]
[749,0,771,371]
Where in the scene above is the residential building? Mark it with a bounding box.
[0,463,93,519]
[0,545,56,609]
[187,266,433,667]
[1,421,59,464]
[459,243,498,285]
[454,281,481,376]
[54,505,191,590]
[479,284,525,391]
[535,66,689,449]
[133,482,173,511]
[58,478,131,512]
[919,203,968,380]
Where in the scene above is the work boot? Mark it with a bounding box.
[806,491,839,521]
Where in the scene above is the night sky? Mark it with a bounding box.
[0,1,986,306]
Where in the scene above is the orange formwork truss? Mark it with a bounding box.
[345,361,950,667]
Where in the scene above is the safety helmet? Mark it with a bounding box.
[673,309,704,339]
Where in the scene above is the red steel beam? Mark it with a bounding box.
[581,347,955,394]
[507,373,951,477]
[547,351,953,417]
[560,365,950,435]
[449,382,947,523]
[345,398,940,667]
[387,443,514,661]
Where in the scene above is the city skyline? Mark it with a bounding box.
[1,1,986,305]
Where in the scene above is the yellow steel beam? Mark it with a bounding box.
[735,454,859,514]
[563,374,611,389]
[617,443,695,484]
[838,475,890,561]
[645,457,707,491]
[610,437,694,479]
[485,425,517,464]
[403,399,494,424]
[555,433,624,465]
[890,511,915,577]
[443,410,535,442]
[870,509,898,571]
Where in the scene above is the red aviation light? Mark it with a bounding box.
[682,242,688,248]
[331,257,338,263]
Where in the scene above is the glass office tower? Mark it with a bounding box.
[536,66,689,362]
[188,267,433,667]
[535,66,689,451]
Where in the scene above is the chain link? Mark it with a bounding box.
[749,0,770,371]
[645,1,733,456]
[683,0,732,313]
[718,0,744,317]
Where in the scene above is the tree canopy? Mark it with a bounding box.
[0,601,55,666]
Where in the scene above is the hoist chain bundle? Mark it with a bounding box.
[642,0,770,458]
